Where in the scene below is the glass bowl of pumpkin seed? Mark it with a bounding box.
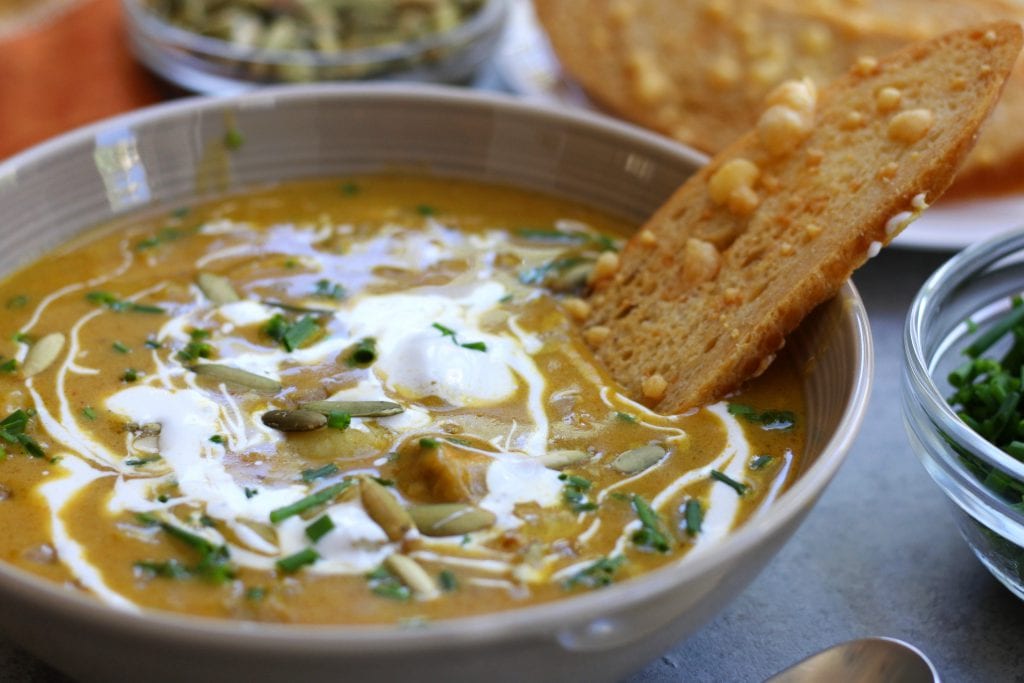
[122,0,508,93]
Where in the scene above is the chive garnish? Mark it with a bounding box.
[563,556,625,589]
[82,406,97,420]
[125,455,161,467]
[122,368,140,383]
[305,515,335,543]
[244,487,258,499]
[559,473,598,513]
[518,257,587,286]
[630,495,671,553]
[327,412,351,431]
[419,437,438,449]
[514,228,617,251]
[460,341,487,352]
[727,403,796,431]
[710,469,749,495]
[269,482,350,524]
[415,204,437,216]
[276,548,319,574]
[144,519,235,584]
[683,499,703,536]
[135,559,191,580]
[432,323,456,339]
[431,323,486,352]
[11,332,30,344]
[263,314,320,352]
[615,411,637,423]
[0,409,44,458]
[245,586,266,601]
[749,454,774,470]
[6,295,27,309]
[209,434,224,444]
[86,292,165,315]
[346,337,377,366]
[966,300,1024,358]
[0,358,16,373]
[366,566,411,601]
[439,570,458,592]
[313,279,346,301]
[144,338,163,350]
[302,463,339,482]
[112,341,131,354]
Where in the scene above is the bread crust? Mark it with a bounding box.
[582,22,1022,412]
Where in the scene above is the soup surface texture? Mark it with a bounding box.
[0,177,805,624]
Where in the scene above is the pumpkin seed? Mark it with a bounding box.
[300,400,404,418]
[261,409,327,432]
[22,332,65,378]
[539,449,591,469]
[408,504,496,537]
[360,477,413,541]
[385,553,438,600]
[190,363,282,393]
[610,445,667,475]
[196,272,239,305]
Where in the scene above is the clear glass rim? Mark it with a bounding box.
[904,227,1024,525]
[121,0,508,68]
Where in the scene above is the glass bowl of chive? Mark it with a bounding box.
[122,0,508,94]
[904,229,1024,599]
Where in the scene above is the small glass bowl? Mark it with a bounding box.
[903,229,1024,599]
[122,0,509,94]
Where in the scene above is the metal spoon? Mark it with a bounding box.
[766,637,940,683]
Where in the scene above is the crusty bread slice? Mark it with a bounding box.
[534,0,1024,193]
[582,22,1021,412]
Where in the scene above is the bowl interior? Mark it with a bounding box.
[0,86,870,672]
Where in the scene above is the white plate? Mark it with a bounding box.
[495,0,1024,252]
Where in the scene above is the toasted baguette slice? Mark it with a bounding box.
[583,22,1022,412]
[534,0,1024,192]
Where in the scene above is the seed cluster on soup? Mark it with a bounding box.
[0,176,805,623]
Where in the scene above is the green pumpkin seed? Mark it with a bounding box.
[196,272,239,305]
[22,332,65,378]
[539,449,591,469]
[261,409,327,432]
[300,400,404,418]
[360,477,413,541]
[385,553,438,600]
[190,363,282,393]
[408,504,496,537]
[611,445,667,475]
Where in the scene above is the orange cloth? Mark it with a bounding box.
[0,0,165,161]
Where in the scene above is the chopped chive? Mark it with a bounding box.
[432,323,456,339]
[86,292,165,315]
[366,566,411,601]
[245,586,266,601]
[244,487,258,499]
[209,434,225,444]
[615,411,637,423]
[276,548,319,573]
[313,279,346,301]
[727,403,796,431]
[81,406,97,420]
[124,455,161,467]
[563,556,625,589]
[263,314,320,352]
[269,482,350,524]
[683,499,703,536]
[710,469,749,495]
[122,368,140,383]
[419,437,438,449]
[966,302,1024,358]
[305,515,335,543]
[559,473,598,513]
[346,337,377,366]
[301,463,339,482]
[415,204,437,216]
[439,569,458,592]
[144,338,163,350]
[630,495,671,553]
[134,559,191,580]
[327,412,351,431]
[749,454,774,470]
[112,341,131,354]
[445,437,472,446]
[0,358,16,373]
[11,332,30,344]
[460,341,487,352]
[6,295,27,309]
[0,409,44,458]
